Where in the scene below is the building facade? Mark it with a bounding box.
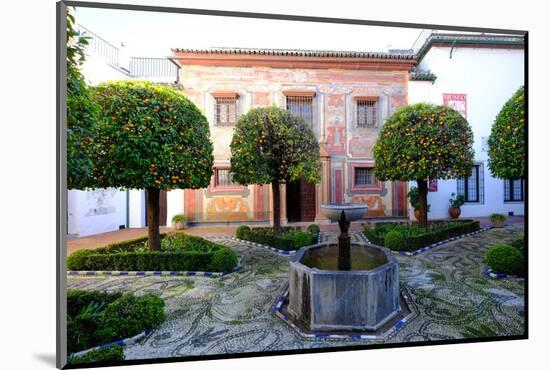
[408,33,525,219]
[68,28,525,237]
[170,48,415,224]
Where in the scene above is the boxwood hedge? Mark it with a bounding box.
[67,232,238,272]
[67,290,165,355]
[486,244,524,275]
[364,220,480,252]
[68,344,125,365]
[237,225,319,251]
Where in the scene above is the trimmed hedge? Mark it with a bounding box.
[96,294,165,344]
[486,244,524,275]
[364,220,480,252]
[384,231,405,251]
[238,226,318,251]
[67,290,122,318]
[236,225,251,239]
[68,344,124,365]
[67,290,165,354]
[67,232,238,272]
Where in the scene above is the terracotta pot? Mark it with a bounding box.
[414,209,421,221]
[172,221,186,230]
[448,207,461,219]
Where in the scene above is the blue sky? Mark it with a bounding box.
[74,6,427,58]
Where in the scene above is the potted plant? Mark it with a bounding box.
[490,213,507,228]
[171,213,188,230]
[408,187,430,221]
[448,192,465,219]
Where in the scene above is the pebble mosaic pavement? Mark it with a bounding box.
[67,224,525,361]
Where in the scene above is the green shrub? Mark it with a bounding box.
[171,213,187,223]
[209,248,239,272]
[511,238,525,253]
[307,224,320,235]
[67,290,122,318]
[486,244,524,275]
[67,249,97,270]
[68,344,124,364]
[161,232,221,252]
[239,227,316,250]
[384,230,406,251]
[97,294,165,344]
[364,220,480,252]
[67,233,237,272]
[490,213,507,222]
[236,225,251,239]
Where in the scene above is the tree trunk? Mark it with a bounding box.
[146,187,161,251]
[272,179,282,235]
[417,179,429,229]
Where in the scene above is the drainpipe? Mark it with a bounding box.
[449,39,457,59]
[125,189,130,228]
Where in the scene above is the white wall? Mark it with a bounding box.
[80,52,130,85]
[166,190,185,227]
[67,189,127,237]
[67,52,133,237]
[408,46,524,219]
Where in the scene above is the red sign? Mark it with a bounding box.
[443,93,467,118]
[428,179,438,192]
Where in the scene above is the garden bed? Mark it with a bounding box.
[67,289,165,364]
[67,232,238,273]
[236,225,320,251]
[363,220,481,252]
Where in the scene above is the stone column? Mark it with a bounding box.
[315,144,330,223]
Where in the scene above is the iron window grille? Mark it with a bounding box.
[504,179,524,202]
[354,167,376,186]
[356,99,377,127]
[457,164,484,203]
[215,169,237,187]
[286,95,313,127]
[214,96,237,126]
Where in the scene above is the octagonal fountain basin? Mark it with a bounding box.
[288,243,400,332]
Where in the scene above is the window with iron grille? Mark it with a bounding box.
[286,95,313,127]
[354,167,376,186]
[356,99,377,127]
[457,164,484,203]
[215,168,237,187]
[214,96,237,126]
[504,179,524,202]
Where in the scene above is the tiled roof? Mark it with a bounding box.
[171,47,416,60]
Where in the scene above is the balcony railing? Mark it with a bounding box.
[130,57,180,82]
[77,24,120,68]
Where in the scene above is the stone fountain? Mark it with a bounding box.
[287,203,401,331]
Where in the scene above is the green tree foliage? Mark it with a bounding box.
[92,81,214,250]
[230,106,321,233]
[66,9,100,189]
[374,103,474,227]
[487,86,525,179]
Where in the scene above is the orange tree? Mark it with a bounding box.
[488,86,525,179]
[229,106,321,234]
[373,103,474,228]
[91,81,214,250]
[66,9,99,189]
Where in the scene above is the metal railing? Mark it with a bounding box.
[77,24,120,67]
[130,57,180,80]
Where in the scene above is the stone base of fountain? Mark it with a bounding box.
[276,284,413,338]
[288,242,401,332]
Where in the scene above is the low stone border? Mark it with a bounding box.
[484,267,524,279]
[359,226,492,256]
[67,263,241,278]
[68,330,149,360]
[272,285,416,340]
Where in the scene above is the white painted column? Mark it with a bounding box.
[166,189,185,228]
